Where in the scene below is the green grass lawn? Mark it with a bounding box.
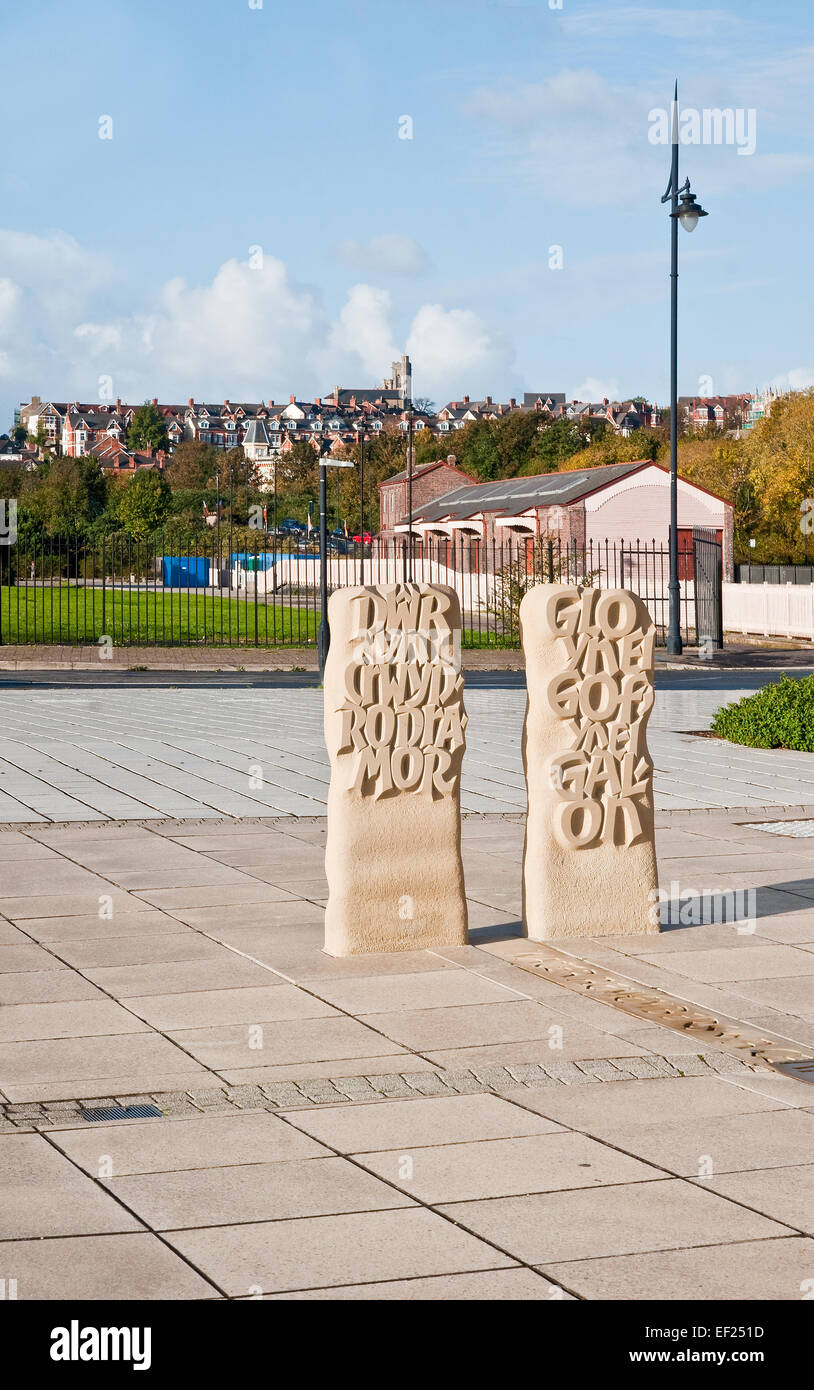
[0,585,521,649]
[0,586,320,647]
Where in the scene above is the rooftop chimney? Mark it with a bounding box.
[188,397,194,407]
[115,397,121,411]
[315,397,321,406]
[289,394,296,403]
[463,395,469,404]
[509,397,516,408]
[447,454,457,466]
[151,397,158,406]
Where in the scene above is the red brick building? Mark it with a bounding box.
[378,456,477,538]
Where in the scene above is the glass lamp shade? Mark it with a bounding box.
[676,191,708,232]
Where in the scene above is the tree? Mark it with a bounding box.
[524,417,584,474]
[166,440,219,491]
[127,403,170,454]
[34,456,108,534]
[743,390,814,559]
[117,468,172,538]
[559,428,662,472]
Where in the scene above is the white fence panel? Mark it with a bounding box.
[723,582,814,639]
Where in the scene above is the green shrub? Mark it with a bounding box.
[711,675,814,751]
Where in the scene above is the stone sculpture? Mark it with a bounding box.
[520,584,659,939]
[323,583,468,955]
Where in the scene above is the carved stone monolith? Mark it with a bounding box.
[323,583,469,956]
[520,584,659,939]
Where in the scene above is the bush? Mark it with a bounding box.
[711,675,814,751]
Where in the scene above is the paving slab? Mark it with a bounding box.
[281,1093,564,1152]
[106,1156,415,1229]
[300,969,525,1015]
[164,1207,514,1296]
[542,1237,814,1301]
[123,984,332,1030]
[577,1109,814,1177]
[0,969,105,1006]
[50,1110,331,1173]
[0,1133,143,1239]
[167,1016,409,1072]
[495,1075,799,1135]
[0,1232,219,1299]
[0,1033,214,1097]
[266,1268,571,1299]
[17,911,189,942]
[0,999,151,1044]
[355,1130,662,1204]
[77,955,282,998]
[438,1179,789,1264]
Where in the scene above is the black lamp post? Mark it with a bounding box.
[358,426,365,585]
[406,394,414,582]
[272,455,278,543]
[661,81,709,655]
[317,449,354,680]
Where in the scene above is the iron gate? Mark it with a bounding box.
[692,527,723,650]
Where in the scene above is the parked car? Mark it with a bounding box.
[278,518,305,537]
[351,531,373,544]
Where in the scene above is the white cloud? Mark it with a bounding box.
[465,70,658,205]
[563,7,740,41]
[573,377,620,403]
[335,235,429,275]
[406,304,513,401]
[770,368,814,391]
[321,284,400,382]
[463,61,814,204]
[0,232,509,415]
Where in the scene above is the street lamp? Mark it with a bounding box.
[661,81,709,655]
[317,448,354,679]
[353,421,366,585]
[405,387,414,582]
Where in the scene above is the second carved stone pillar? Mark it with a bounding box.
[520,584,659,940]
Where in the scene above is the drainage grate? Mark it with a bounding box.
[773,1059,814,1085]
[79,1104,163,1122]
[751,820,814,838]
[506,944,811,1066]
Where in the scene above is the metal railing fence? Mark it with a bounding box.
[0,532,721,649]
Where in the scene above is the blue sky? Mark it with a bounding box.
[1,0,813,425]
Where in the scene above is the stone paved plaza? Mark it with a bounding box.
[2,674,814,1300]
[0,678,813,821]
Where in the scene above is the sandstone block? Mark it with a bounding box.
[520,584,659,939]
[324,583,468,955]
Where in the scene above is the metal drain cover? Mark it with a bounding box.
[751,820,814,838]
[773,1059,814,1085]
[79,1104,163,1122]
